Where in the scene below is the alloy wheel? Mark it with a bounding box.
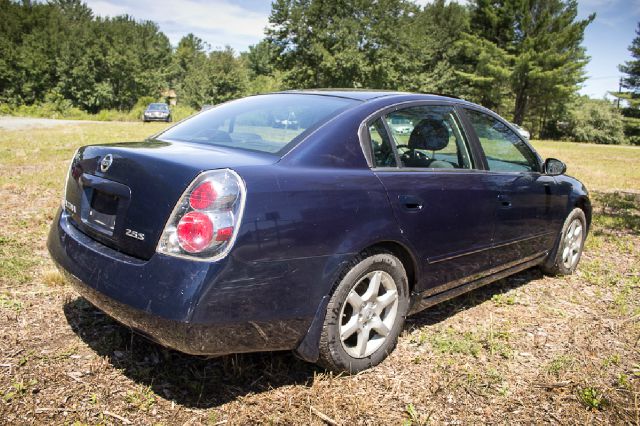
[562,218,583,269]
[338,270,399,358]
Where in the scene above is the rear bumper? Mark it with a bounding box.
[58,267,309,355]
[48,209,338,356]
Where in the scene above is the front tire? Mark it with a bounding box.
[541,208,587,275]
[318,251,409,373]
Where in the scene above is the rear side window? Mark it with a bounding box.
[370,105,473,169]
[464,109,539,172]
[369,119,397,167]
[159,94,358,154]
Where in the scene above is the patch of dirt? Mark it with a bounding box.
[0,116,114,130]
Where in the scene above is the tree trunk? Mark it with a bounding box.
[513,82,528,125]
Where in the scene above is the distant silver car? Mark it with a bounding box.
[512,123,530,140]
[143,103,171,122]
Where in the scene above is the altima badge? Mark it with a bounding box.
[100,154,113,172]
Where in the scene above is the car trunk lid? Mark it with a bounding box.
[63,139,276,259]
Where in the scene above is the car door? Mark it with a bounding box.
[461,108,565,266]
[367,104,500,295]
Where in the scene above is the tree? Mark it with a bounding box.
[562,96,626,144]
[620,22,640,92]
[242,40,285,94]
[408,0,472,95]
[0,1,171,112]
[614,22,640,145]
[455,33,513,113]
[467,0,594,135]
[181,46,247,108]
[245,40,276,77]
[266,0,417,89]
[168,34,208,96]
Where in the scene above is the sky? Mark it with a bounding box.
[84,0,640,99]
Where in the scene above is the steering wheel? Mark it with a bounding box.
[400,148,430,166]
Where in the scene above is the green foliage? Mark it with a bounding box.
[430,328,482,357]
[266,0,418,89]
[455,33,513,113]
[0,0,171,112]
[170,104,198,122]
[614,24,640,145]
[622,116,640,145]
[265,0,593,140]
[168,36,248,109]
[467,0,594,136]
[181,46,247,108]
[244,40,277,77]
[562,97,626,145]
[129,96,159,121]
[408,0,472,95]
[620,22,640,92]
[0,0,602,144]
[242,40,286,94]
[578,386,607,410]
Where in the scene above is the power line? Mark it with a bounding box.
[586,75,622,81]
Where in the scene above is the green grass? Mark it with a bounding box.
[578,386,608,410]
[0,122,170,188]
[532,140,640,192]
[546,355,575,376]
[430,328,483,357]
[0,102,197,123]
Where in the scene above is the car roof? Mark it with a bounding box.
[278,89,465,103]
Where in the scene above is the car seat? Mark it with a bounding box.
[403,119,454,168]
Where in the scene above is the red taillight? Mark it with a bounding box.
[189,181,217,210]
[157,169,245,261]
[177,211,213,253]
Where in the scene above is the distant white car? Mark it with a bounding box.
[512,123,530,140]
[389,117,413,135]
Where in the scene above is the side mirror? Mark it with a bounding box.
[544,158,566,176]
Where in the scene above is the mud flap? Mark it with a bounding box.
[293,295,330,363]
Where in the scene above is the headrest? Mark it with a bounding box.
[408,119,449,151]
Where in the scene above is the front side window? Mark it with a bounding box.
[159,94,358,155]
[465,109,539,172]
[370,105,473,169]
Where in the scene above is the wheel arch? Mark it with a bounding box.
[294,238,418,363]
[359,240,418,295]
[574,195,592,232]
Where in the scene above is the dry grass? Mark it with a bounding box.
[0,123,639,424]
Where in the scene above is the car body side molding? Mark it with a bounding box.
[409,251,547,314]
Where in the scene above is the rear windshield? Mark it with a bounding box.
[158,94,358,154]
[148,103,169,110]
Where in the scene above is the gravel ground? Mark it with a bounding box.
[0,117,111,130]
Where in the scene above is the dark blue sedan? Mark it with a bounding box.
[48,91,590,373]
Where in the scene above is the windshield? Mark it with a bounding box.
[148,104,169,111]
[158,94,359,154]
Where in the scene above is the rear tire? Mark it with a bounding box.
[317,251,409,373]
[541,208,587,275]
